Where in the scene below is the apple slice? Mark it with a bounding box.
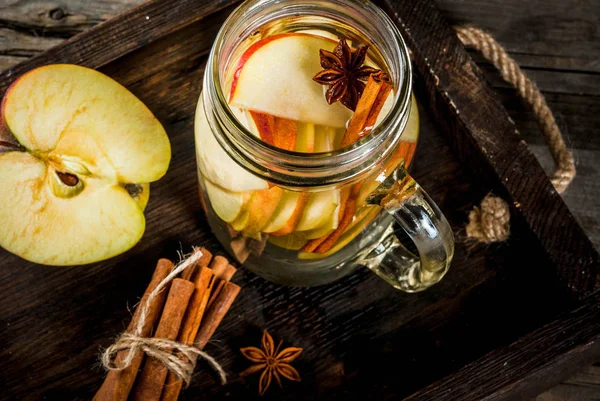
[230,33,353,128]
[241,187,285,237]
[268,231,308,251]
[203,179,249,223]
[273,118,297,150]
[295,190,340,231]
[263,191,300,233]
[248,111,299,151]
[248,112,276,144]
[195,97,268,192]
[298,206,380,259]
[295,123,316,152]
[0,64,170,265]
[314,125,337,152]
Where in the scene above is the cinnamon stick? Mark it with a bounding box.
[209,255,229,277]
[207,262,237,310]
[340,73,393,147]
[160,268,215,401]
[221,264,237,282]
[195,282,241,349]
[93,259,173,401]
[130,279,195,401]
[181,247,212,281]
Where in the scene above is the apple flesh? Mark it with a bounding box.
[230,34,353,128]
[0,64,171,265]
[195,97,268,192]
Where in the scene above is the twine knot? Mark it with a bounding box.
[100,249,227,386]
[455,26,575,243]
[466,194,510,242]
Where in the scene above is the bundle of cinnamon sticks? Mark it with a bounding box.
[94,248,240,401]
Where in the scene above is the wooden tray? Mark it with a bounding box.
[1,0,598,400]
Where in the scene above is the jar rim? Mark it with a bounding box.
[203,0,412,189]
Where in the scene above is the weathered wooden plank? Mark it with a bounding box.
[380,0,600,298]
[436,0,600,73]
[0,0,240,94]
[0,0,145,32]
[0,0,146,67]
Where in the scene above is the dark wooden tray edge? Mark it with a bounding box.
[404,291,600,401]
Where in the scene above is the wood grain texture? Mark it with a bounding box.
[0,0,239,94]
[0,0,598,401]
[0,0,146,68]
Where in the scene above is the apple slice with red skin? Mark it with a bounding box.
[230,33,352,128]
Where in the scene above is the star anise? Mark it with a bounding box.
[313,38,381,111]
[240,330,302,395]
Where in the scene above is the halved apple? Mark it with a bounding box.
[0,64,171,265]
[229,34,353,128]
[195,97,268,192]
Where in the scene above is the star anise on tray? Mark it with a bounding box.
[313,38,382,111]
[240,330,302,395]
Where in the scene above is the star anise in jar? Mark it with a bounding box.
[240,330,302,395]
[313,38,382,111]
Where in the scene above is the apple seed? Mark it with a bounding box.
[56,171,79,187]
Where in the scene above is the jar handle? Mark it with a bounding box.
[358,163,454,292]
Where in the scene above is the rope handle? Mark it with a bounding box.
[453,26,576,242]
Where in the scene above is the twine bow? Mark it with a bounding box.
[454,26,576,242]
[100,250,227,386]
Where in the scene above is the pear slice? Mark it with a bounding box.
[0,64,170,265]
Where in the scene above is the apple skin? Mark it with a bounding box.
[0,64,171,266]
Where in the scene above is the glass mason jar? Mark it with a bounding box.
[195,0,454,292]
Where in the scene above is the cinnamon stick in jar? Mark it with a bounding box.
[92,259,173,401]
[130,278,195,401]
[340,72,393,147]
